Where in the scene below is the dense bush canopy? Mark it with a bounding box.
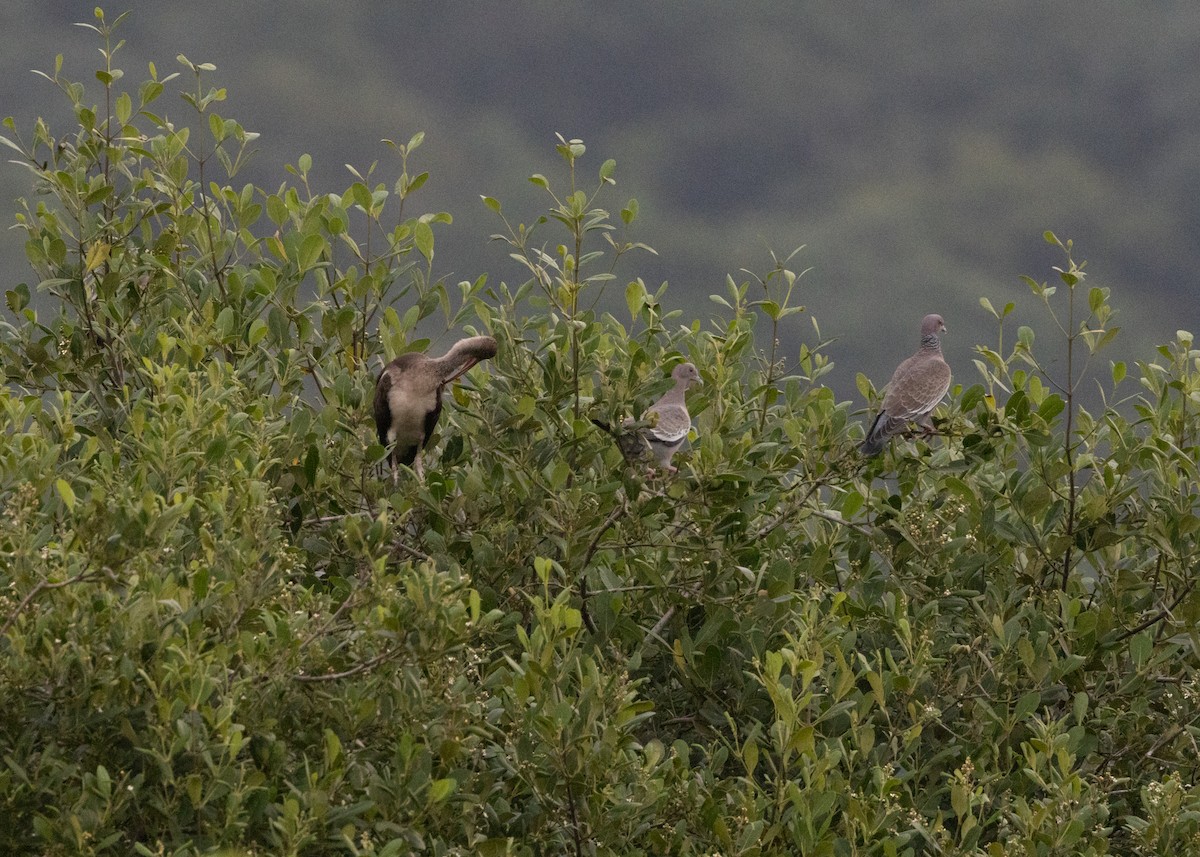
[4,13,1200,857]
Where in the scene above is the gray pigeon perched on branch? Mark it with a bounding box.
[374,335,498,481]
[593,361,703,473]
[860,314,951,456]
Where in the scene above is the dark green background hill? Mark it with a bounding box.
[3,2,1197,391]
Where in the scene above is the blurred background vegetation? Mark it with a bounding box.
[2,2,1198,394]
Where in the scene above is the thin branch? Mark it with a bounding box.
[581,504,625,570]
[297,589,359,649]
[564,771,585,857]
[293,646,404,683]
[1,569,107,637]
[578,503,625,634]
[1113,577,1196,643]
[754,477,828,540]
[807,507,875,536]
[647,605,677,641]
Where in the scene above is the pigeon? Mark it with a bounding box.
[373,335,497,481]
[860,313,951,456]
[593,361,703,473]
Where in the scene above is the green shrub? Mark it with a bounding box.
[4,10,1200,857]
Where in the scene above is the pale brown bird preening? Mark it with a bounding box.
[860,313,951,456]
[592,361,703,474]
[373,335,497,482]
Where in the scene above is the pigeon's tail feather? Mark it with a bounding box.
[860,412,896,456]
[592,417,656,463]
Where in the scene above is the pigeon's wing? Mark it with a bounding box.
[644,402,691,445]
[882,352,951,421]
[373,369,395,447]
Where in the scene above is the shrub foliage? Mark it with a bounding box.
[3,11,1200,857]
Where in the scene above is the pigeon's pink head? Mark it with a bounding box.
[672,362,702,389]
[921,314,946,337]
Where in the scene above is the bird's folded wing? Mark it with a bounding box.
[645,404,691,444]
[373,371,395,441]
[885,357,951,419]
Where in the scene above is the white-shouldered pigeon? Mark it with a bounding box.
[594,361,703,473]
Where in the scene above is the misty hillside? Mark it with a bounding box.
[3,3,1198,394]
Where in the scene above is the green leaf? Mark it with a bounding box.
[481,195,502,213]
[1073,691,1089,724]
[193,566,209,600]
[404,171,428,193]
[349,181,373,211]
[414,221,434,261]
[959,384,985,412]
[1014,690,1041,721]
[428,777,456,803]
[625,279,645,320]
[298,234,326,271]
[841,490,864,519]
[855,372,873,401]
[1037,395,1064,422]
[268,306,290,347]
[247,318,268,346]
[1130,631,1153,667]
[115,91,132,125]
[266,194,288,226]
[951,780,970,819]
[742,737,758,777]
[56,479,76,511]
[215,306,237,340]
[205,437,227,462]
[324,728,342,767]
[304,445,320,486]
[1091,326,1120,351]
[5,284,29,313]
